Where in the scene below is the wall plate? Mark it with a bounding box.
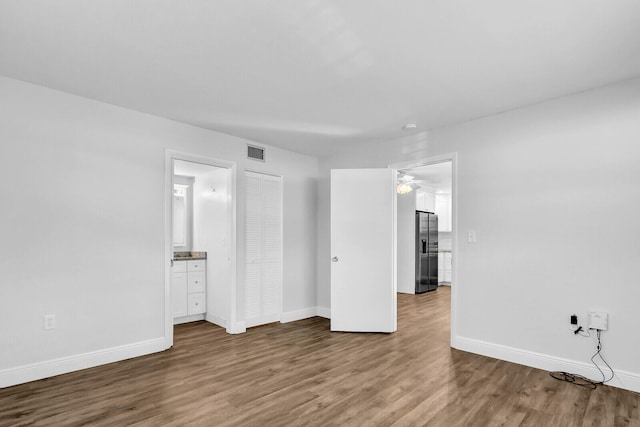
[588,311,608,331]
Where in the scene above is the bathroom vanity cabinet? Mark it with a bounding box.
[171,257,206,322]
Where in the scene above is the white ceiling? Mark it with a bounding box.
[2,1,640,158]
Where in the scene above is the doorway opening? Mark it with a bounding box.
[164,152,237,347]
[390,154,457,345]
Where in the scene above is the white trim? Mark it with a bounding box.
[173,314,206,325]
[165,150,238,339]
[164,154,174,348]
[316,306,331,319]
[388,153,458,347]
[280,307,318,323]
[246,313,281,329]
[0,338,167,389]
[280,306,334,322]
[206,314,227,328]
[227,161,239,335]
[456,336,640,393]
[390,168,398,332]
[227,321,246,334]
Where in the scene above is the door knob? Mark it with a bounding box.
[331,256,339,262]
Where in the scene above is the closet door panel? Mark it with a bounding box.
[244,172,282,328]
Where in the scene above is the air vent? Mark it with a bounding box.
[247,144,265,162]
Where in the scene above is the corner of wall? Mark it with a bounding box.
[226,321,246,335]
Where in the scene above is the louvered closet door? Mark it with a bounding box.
[244,171,282,328]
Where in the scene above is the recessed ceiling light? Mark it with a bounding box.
[402,123,417,130]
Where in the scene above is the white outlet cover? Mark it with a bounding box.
[44,314,56,330]
[588,311,608,331]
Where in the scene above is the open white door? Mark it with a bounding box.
[330,168,397,333]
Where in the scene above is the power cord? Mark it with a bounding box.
[549,371,598,389]
[590,329,615,384]
[550,328,614,389]
[572,325,591,337]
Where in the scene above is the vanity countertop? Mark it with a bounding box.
[173,251,207,261]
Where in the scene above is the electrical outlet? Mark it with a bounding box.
[44,314,56,330]
[467,230,477,243]
[588,312,608,331]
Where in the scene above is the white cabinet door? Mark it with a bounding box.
[331,168,396,333]
[435,193,451,231]
[171,272,188,317]
[444,252,452,283]
[438,252,444,283]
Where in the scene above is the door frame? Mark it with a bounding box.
[164,150,238,347]
[388,152,458,348]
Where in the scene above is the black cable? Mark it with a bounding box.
[549,371,597,389]
[549,328,614,389]
[590,329,615,385]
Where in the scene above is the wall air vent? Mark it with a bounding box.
[247,144,265,162]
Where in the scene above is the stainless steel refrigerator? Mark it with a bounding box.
[415,210,438,293]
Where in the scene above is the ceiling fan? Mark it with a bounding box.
[396,171,424,194]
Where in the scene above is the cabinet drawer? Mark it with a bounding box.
[172,260,187,273]
[188,292,206,315]
[188,272,206,293]
[187,260,205,272]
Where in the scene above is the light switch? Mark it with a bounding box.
[467,230,477,243]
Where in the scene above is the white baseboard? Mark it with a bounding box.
[242,306,330,326]
[173,314,205,325]
[456,336,640,393]
[0,338,167,389]
[205,314,227,328]
[281,306,331,321]
[316,306,331,319]
[226,321,246,334]
[281,307,319,323]
[224,307,330,334]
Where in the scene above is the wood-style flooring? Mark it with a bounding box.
[1,287,639,426]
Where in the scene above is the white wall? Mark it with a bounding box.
[317,77,640,391]
[0,76,318,386]
[196,167,231,324]
[397,192,415,294]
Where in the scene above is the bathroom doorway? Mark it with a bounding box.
[164,152,237,347]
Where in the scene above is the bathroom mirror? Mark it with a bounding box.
[173,176,194,251]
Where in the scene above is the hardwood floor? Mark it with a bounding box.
[2,287,639,426]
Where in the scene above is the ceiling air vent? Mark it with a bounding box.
[247,144,265,162]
